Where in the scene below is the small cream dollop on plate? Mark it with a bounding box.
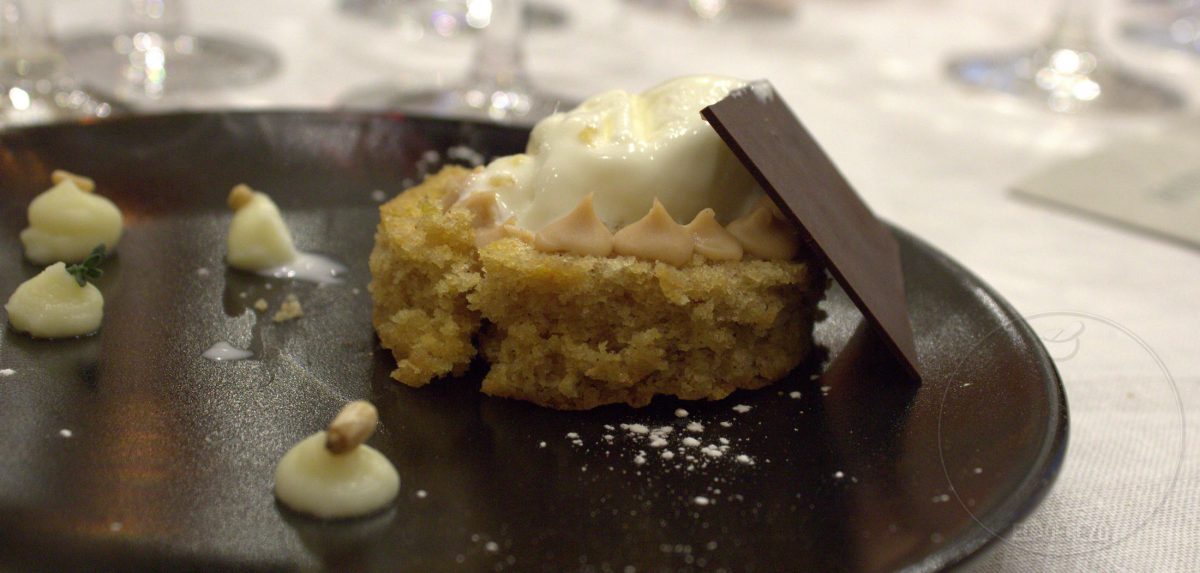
[226,184,298,271]
[20,171,123,265]
[5,262,103,338]
[226,184,345,283]
[274,401,400,520]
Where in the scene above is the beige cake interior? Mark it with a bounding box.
[369,167,825,409]
[369,167,483,386]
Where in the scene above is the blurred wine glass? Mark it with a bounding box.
[623,0,801,23]
[336,0,569,38]
[340,0,574,124]
[1,0,119,129]
[946,0,1184,113]
[1122,0,1200,55]
[59,0,280,102]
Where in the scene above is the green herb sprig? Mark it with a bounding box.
[65,245,106,287]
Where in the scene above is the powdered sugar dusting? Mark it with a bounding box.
[551,399,790,485]
[749,81,775,102]
[623,423,650,435]
[534,385,819,554]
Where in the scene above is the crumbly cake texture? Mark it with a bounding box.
[369,167,826,409]
[369,166,483,386]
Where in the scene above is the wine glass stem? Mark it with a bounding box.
[121,0,187,36]
[465,0,529,90]
[1047,0,1098,48]
[1,0,66,79]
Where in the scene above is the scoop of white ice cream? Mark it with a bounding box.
[467,75,763,232]
[227,189,297,271]
[19,179,123,265]
[4,262,104,338]
[274,432,400,519]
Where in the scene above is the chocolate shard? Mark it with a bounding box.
[702,81,922,382]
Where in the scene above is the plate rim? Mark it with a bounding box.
[890,226,1069,572]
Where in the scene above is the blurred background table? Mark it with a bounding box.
[26,0,1200,570]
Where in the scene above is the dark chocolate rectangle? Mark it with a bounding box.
[703,82,921,382]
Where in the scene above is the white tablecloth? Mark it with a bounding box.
[48,0,1200,570]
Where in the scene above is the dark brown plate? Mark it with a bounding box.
[0,112,1067,572]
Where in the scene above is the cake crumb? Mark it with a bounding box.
[674,408,689,418]
[682,437,701,447]
[693,496,711,506]
[732,405,752,413]
[789,391,801,399]
[661,451,675,460]
[833,471,844,479]
[109,522,122,532]
[485,541,499,553]
[686,421,704,433]
[59,429,72,438]
[253,298,268,312]
[370,189,388,202]
[272,294,304,322]
[416,489,428,498]
[196,267,210,277]
[0,368,14,376]
[624,423,650,435]
[538,441,547,448]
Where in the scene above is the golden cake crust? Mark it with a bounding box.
[369,166,481,386]
[369,167,825,409]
